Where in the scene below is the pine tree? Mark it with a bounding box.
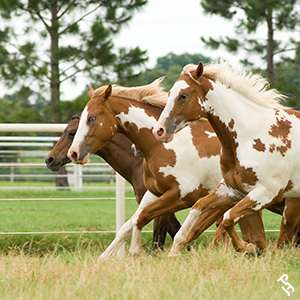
[0,0,148,122]
[201,0,300,80]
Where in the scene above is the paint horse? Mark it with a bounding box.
[66,79,293,258]
[153,61,300,257]
[45,113,182,249]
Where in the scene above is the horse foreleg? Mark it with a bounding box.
[99,191,157,259]
[152,216,169,250]
[168,181,240,258]
[185,205,232,246]
[152,214,181,250]
[130,191,158,256]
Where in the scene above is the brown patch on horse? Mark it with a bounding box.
[253,138,266,152]
[228,119,234,130]
[240,166,258,186]
[269,143,275,153]
[190,120,221,158]
[268,117,292,156]
[285,180,294,192]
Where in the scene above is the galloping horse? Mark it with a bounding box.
[153,61,300,256]
[66,79,296,258]
[45,113,182,249]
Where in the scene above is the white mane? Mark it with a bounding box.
[182,62,286,109]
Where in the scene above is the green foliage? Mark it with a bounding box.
[272,52,300,110]
[200,0,300,79]
[0,0,148,122]
[120,52,212,91]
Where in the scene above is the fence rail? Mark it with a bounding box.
[0,123,129,243]
[0,123,280,242]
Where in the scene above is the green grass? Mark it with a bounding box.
[0,182,284,254]
[0,183,297,299]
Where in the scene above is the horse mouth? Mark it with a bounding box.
[45,156,71,171]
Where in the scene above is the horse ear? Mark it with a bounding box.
[194,61,204,80]
[89,87,94,98]
[104,84,112,101]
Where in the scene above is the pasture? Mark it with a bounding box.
[0,183,298,299]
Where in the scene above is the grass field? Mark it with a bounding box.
[0,183,298,299]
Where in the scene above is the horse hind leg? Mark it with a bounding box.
[168,182,238,258]
[275,198,300,248]
[220,188,284,254]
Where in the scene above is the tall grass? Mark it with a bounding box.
[0,243,298,300]
[0,185,298,299]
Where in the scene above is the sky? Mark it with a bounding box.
[61,0,239,100]
[0,1,250,100]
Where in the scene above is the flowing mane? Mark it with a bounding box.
[182,62,286,109]
[93,77,168,108]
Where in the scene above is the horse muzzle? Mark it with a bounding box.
[67,148,90,165]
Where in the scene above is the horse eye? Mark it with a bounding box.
[88,116,96,122]
[69,132,75,138]
[179,94,187,101]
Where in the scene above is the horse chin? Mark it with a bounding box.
[76,153,89,165]
[164,133,175,143]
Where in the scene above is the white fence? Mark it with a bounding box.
[0,123,127,242]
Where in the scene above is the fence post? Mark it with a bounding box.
[116,172,125,256]
[78,164,83,192]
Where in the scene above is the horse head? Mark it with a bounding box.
[67,84,118,164]
[153,61,209,142]
[45,114,80,171]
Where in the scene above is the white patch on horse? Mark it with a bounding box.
[159,126,221,198]
[69,106,90,155]
[216,179,244,201]
[282,205,288,225]
[223,209,231,220]
[205,131,217,138]
[116,106,157,130]
[205,81,300,199]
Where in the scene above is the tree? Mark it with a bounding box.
[272,46,300,109]
[200,0,300,81]
[122,52,212,90]
[0,0,148,123]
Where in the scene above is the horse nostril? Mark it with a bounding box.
[157,127,165,137]
[45,156,54,166]
[71,151,78,162]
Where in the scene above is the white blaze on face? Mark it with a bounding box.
[157,80,190,124]
[68,106,90,156]
[116,106,157,130]
[159,126,221,198]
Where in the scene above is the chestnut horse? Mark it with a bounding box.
[66,80,294,258]
[45,113,182,249]
[153,61,300,257]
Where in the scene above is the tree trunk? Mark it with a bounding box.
[266,7,274,81]
[55,165,69,190]
[50,2,61,123]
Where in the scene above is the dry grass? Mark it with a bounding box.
[0,242,299,300]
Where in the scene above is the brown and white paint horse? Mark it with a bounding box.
[154,61,300,256]
[66,79,296,258]
[45,114,182,249]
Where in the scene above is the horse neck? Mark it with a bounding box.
[110,96,163,157]
[204,81,270,156]
[94,133,146,202]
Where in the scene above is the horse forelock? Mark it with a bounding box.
[182,61,286,109]
[92,77,168,108]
